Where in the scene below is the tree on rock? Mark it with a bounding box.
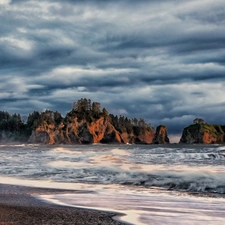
[193,118,206,125]
[92,102,101,113]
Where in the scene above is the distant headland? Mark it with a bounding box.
[0,98,169,144]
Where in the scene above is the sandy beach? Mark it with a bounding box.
[0,183,126,225]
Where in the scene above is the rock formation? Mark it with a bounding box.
[28,112,156,145]
[180,123,225,144]
[0,99,170,145]
[152,125,170,144]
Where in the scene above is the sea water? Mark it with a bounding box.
[1,144,225,224]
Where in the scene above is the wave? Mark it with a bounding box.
[46,158,225,194]
[119,171,225,194]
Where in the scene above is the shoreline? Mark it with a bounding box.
[0,183,127,225]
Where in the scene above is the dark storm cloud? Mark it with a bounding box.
[177,3,225,24]
[193,74,225,81]
[1,0,225,141]
[191,92,205,96]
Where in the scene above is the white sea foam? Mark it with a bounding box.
[40,186,225,225]
[0,144,26,147]
[51,147,77,154]
[111,148,131,156]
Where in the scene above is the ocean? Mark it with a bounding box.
[1,144,225,225]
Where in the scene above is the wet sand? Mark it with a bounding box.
[0,183,126,225]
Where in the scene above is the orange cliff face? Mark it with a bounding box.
[119,129,155,144]
[203,132,219,144]
[29,116,122,144]
[28,122,65,144]
[88,117,121,143]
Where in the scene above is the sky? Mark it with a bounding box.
[0,0,225,142]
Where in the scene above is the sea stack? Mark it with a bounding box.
[153,125,170,144]
[179,118,225,144]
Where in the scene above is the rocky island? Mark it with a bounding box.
[180,118,225,144]
[0,98,170,145]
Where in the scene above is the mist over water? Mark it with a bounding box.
[1,144,225,224]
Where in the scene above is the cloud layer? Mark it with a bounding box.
[1,0,225,139]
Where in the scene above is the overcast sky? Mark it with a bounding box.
[0,0,225,141]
